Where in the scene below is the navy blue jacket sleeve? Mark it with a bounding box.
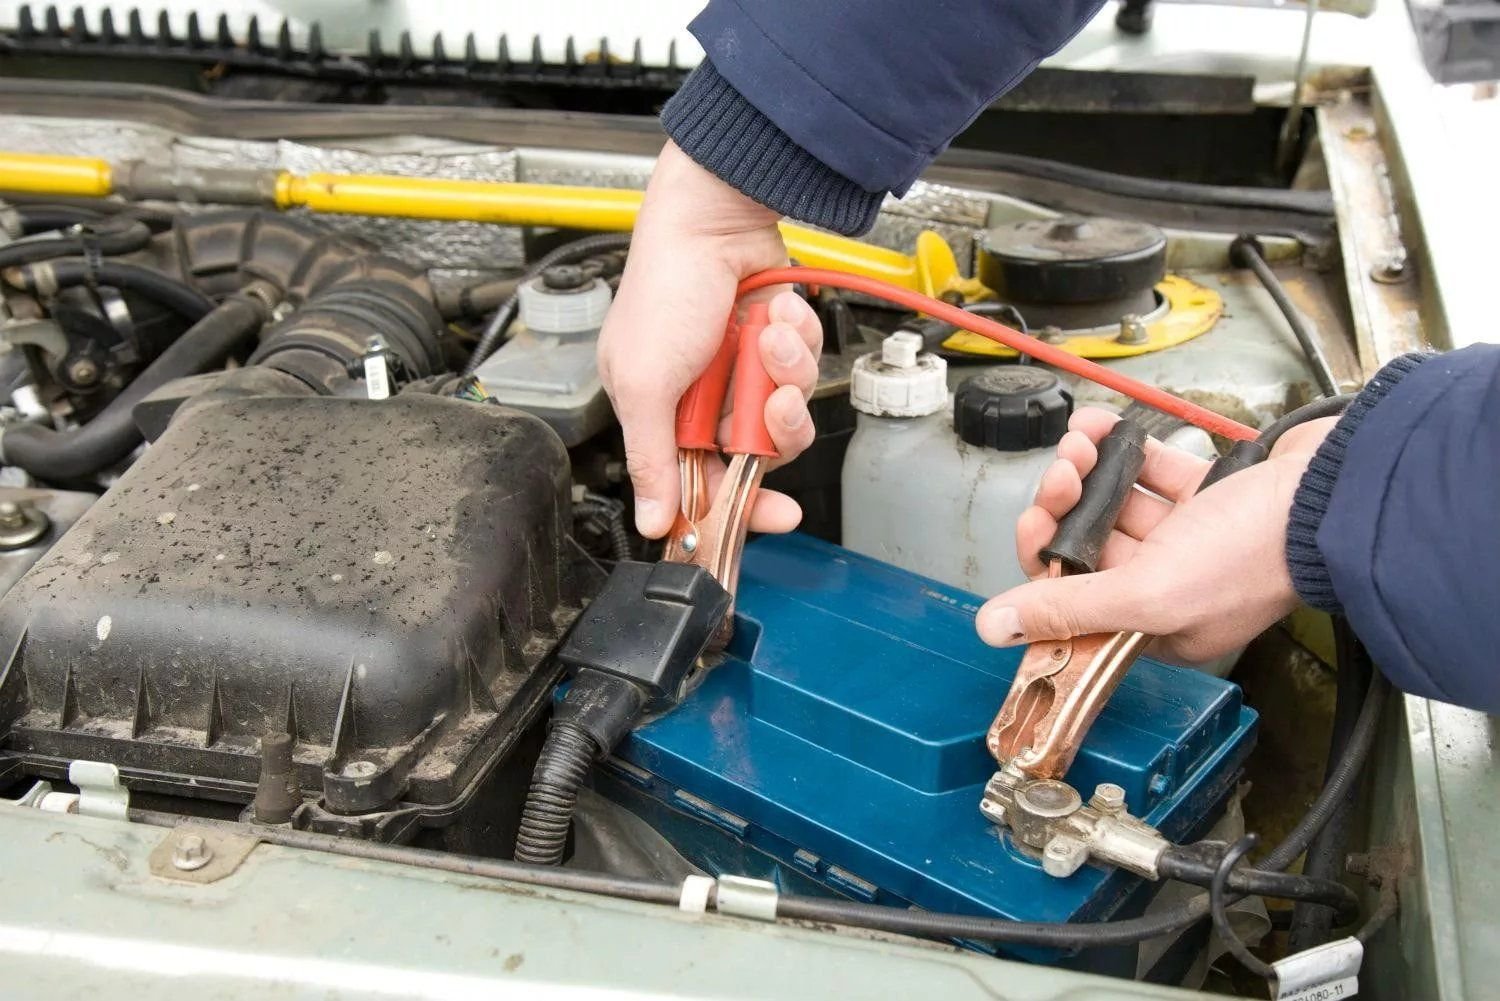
[1286,345,1500,713]
[661,0,1105,234]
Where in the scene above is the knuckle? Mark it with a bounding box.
[1026,600,1080,641]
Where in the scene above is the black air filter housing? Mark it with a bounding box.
[0,394,575,822]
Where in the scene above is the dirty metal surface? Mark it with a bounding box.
[1318,96,1429,372]
[0,805,1208,1000]
[148,824,259,883]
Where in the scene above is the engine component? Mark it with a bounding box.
[976,217,1168,331]
[471,263,615,446]
[0,392,575,841]
[595,534,1256,964]
[839,348,1095,598]
[2,211,448,478]
[841,333,1217,601]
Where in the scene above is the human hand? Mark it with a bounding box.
[976,408,1338,665]
[598,141,822,538]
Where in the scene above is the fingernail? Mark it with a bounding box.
[981,606,1025,646]
[770,325,800,366]
[634,497,665,536]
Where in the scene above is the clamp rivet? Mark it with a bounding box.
[680,533,698,554]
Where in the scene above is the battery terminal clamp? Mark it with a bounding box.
[980,767,1167,880]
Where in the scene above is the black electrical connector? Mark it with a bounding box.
[514,560,731,866]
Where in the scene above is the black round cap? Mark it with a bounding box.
[954,367,1074,452]
[540,265,590,292]
[976,216,1167,305]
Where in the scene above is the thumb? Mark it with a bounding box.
[976,566,1165,647]
[615,381,684,538]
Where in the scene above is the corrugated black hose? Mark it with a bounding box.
[513,721,601,866]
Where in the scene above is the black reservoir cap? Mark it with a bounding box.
[976,217,1167,305]
[954,367,1074,452]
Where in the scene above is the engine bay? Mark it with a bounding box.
[0,18,1451,997]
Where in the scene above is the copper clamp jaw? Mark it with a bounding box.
[985,420,1152,782]
[663,449,765,651]
[661,302,778,651]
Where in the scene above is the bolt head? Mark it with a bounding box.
[171,832,214,871]
[1090,782,1127,814]
[67,358,100,385]
[1116,314,1149,345]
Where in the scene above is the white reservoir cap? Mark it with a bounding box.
[850,331,948,418]
[518,270,612,337]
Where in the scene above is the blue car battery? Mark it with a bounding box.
[595,534,1257,964]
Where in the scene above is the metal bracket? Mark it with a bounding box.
[148,826,260,884]
[70,760,128,820]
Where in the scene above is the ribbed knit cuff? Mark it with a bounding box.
[1286,353,1430,612]
[661,61,885,237]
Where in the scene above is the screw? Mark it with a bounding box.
[171,833,214,871]
[1090,783,1127,814]
[1039,325,1067,345]
[1370,252,1409,285]
[67,358,99,385]
[0,501,22,529]
[342,760,378,779]
[1148,773,1170,798]
[1116,314,1149,346]
[1049,645,1068,661]
[680,533,698,554]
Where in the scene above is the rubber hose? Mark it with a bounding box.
[1157,846,1360,922]
[1231,238,1340,398]
[0,295,265,480]
[513,721,599,866]
[1288,618,1375,950]
[461,231,631,378]
[14,204,106,234]
[10,259,215,322]
[0,218,151,269]
[1256,394,1354,451]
